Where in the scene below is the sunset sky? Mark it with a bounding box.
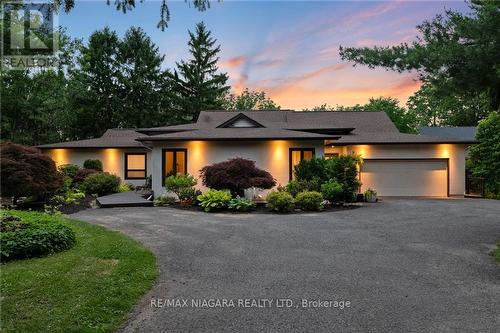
[60,1,470,109]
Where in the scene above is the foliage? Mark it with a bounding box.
[0,30,81,145]
[228,197,256,212]
[468,112,500,195]
[79,172,121,196]
[177,187,202,202]
[340,0,500,115]
[52,189,86,205]
[0,215,157,332]
[197,190,231,212]
[406,83,491,127]
[68,26,171,139]
[295,191,324,211]
[200,158,276,197]
[222,88,280,110]
[167,22,229,123]
[294,155,361,202]
[118,183,134,193]
[284,179,321,197]
[54,0,211,31]
[0,143,63,200]
[83,159,103,171]
[305,97,416,133]
[165,174,197,194]
[266,191,295,213]
[320,180,344,203]
[364,188,378,202]
[72,168,98,184]
[153,195,177,206]
[293,158,328,184]
[0,210,76,261]
[58,164,80,178]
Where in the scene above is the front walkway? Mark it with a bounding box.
[96,192,153,208]
[73,199,500,332]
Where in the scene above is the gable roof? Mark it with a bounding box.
[419,127,477,141]
[216,113,265,128]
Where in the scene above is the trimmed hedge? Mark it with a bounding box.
[83,159,103,171]
[79,172,121,196]
[0,211,76,261]
[266,191,295,213]
[295,191,323,211]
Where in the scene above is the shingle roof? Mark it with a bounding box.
[419,127,477,141]
[329,132,478,145]
[37,129,148,149]
[37,110,477,148]
[139,128,340,141]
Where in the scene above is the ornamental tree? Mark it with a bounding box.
[0,143,63,202]
[200,158,276,197]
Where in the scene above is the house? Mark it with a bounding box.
[38,110,476,197]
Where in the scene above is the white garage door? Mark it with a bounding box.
[361,159,448,197]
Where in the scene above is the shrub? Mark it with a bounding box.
[197,190,231,212]
[0,143,63,201]
[177,187,202,206]
[165,174,197,194]
[294,158,328,184]
[83,159,103,171]
[228,197,255,212]
[52,189,86,205]
[72,168,98,184]
[200,158,276,197]
[58,164,80,178]
[0,210,76,261]
[285,179,321,197]
[266,191,294,213]
[295,191,324,211]
[321,179,344,202]
[294,155,361,202]
[118,183,134,192]
[154,195,176,206]
[79,172,120,196]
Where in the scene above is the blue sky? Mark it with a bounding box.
[59,1,470,109]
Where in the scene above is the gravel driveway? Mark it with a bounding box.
[72,199,500,333]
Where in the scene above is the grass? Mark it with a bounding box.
[490,242,500,263]
[1,215,158,333]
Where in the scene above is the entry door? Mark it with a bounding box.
[361,159,448,197]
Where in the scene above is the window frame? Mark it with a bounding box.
[124,152,147,180]
[162,148,188,185]
[289,148,315,181]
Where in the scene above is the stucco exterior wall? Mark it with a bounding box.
[42,148,151,187]
[151,140,324,196]
[325,144,466,196]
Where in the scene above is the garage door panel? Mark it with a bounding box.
[361,160,448,197]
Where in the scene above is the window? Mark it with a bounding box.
[125,153,147,179]
[289,148,315,180]
[324,153,339,160]
[162,149,187,183]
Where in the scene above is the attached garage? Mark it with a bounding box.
[360,159,449,197]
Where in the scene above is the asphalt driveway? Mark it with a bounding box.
[72,199,500,332]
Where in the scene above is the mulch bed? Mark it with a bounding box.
[159,202,363,214]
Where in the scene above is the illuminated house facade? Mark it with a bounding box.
[38,110,475,197]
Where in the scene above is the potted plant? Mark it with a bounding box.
[364,188,378,203]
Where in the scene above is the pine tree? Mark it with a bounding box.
[169,22,229,122]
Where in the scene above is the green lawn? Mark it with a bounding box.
[1,216,158,333]
[491,242,500,263]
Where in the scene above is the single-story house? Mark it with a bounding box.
[38,110,476,197]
